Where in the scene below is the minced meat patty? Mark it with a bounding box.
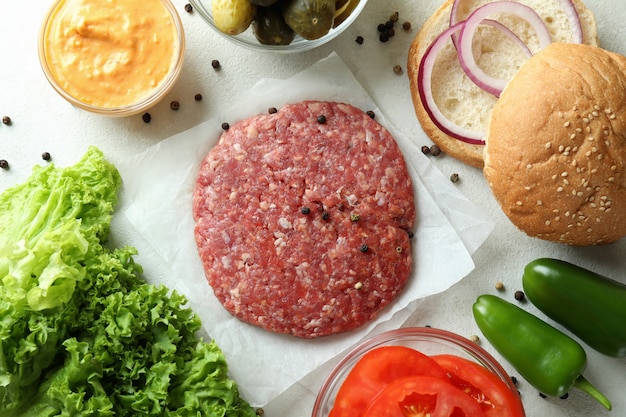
[192,101,416,338]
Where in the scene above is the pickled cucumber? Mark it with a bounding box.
[333,0,359,27]
[282,0,335,40]
[250,0,280,5]
[212,0,256,35]
[253,5,296,45]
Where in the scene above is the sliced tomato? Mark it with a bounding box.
[363,376,487,417]
[329,346,448,417]
[432,354,524,417]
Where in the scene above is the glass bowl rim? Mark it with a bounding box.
[38,0,186,117]
[311,326,521,417]
[189,0,369,53]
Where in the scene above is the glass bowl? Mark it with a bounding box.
[312,327,524,417]
[189,0,369,53]
[38,0,185,117]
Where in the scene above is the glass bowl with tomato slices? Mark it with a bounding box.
[312,327,525,417]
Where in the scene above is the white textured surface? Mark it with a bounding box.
[1,1,625,416]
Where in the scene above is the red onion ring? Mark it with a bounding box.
[457,1,552,97]
[417,23,486,145]
[560,0,584,43]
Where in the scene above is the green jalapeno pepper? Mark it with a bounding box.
[523,257,626,358]
[473,294,611,410]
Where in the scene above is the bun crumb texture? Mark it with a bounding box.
[484,43,626,245]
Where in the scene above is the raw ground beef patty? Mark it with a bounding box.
[192,101,416,338]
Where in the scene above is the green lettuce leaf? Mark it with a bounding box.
[0,147,256,417]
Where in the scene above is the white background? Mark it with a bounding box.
[1,1,625,416]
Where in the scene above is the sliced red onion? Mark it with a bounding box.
[449,0,465,46]
[417,23,486,145]
[458,1,552,97]
[560,0,584,43]
[482,19,533,57]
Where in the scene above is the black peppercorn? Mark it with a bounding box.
[393,64,402,74]
[421,145,430,155]
[514,290,525,301]
[402,21,412,31]
[2,116,11,125]
[450,173,459,183]
[184,3,193,12]
[211,59,221,69]
[366,110,375,119]
[317,115,327,124]
[142,112,151,123]
[359,244,368,253]
[301,207,311,215]
[539,393,547,399]
[268,107,278,114]
[42,152,51,161]
[221,122,230,130]
[194,93,203,101]
[377,23,387,32]
[430,145,441,156]
[355,35,364,44]
[322,211,329,220]
[0,159,8,169]
[407,230,414,239]
[170,100,180,111]
[379,33,389,42]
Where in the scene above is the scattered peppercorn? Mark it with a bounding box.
[514,290,525,301]
[256,408,265,416]
[355,35,364,44]
[322,211,330,220]
[317,115,327,124]
[42,152,51,161]
[430,144,442,156]
[366,110,376,119]
[2,116,11,125]
[393,64,403,74]
[389,11,399,22]
[421,145,430,155]
[301,207,311,215]
[377,23,387,33]
[184,3,193,13]
[350,213,360,222]
[379,33,389,42]
[268,107,278,114]
[402,21,412,31]
[539,393,547,399]
[359,244,369,253]
[354,282,363,290]
[221,122,230,130]
[495,281,505,291]
[211,59,221,70]
[407,230,414,239]
[469,334,480,343]
[142,112,151,123]
[450,173,459,183]
[194,93,203,101]
[0,159,9,169]
[510,376,518,384]
[560,393,569,400]
[170,100,180,111]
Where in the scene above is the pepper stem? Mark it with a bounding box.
[573,375,612,410]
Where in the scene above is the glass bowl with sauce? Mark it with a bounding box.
[38,0,185,117]
[189,0,368,53]
[312,327,525,417]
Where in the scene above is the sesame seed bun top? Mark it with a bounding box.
[483,42,626,245]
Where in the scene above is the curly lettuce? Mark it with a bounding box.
[0,147,255,417]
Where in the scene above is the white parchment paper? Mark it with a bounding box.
[114,52,494,407]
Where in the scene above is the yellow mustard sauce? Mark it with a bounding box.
[43,0,179,108]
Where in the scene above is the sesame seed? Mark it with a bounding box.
[525,186,531,191]
[557,187,564,192]
[537,200,543,205]
[583,118,590,124]
[563,121,571,128]
[545,220,551,225]
[516,201,523,206]
[545,142,552,149]
[555,216,561,221]
[561,172,568,177]
[570,134,577,140]
[526,164,534,170]
[592,111,599,117]
[559,145,565,152]
[610,114,616,120]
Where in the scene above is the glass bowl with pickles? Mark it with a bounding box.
[189,0,369,52]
